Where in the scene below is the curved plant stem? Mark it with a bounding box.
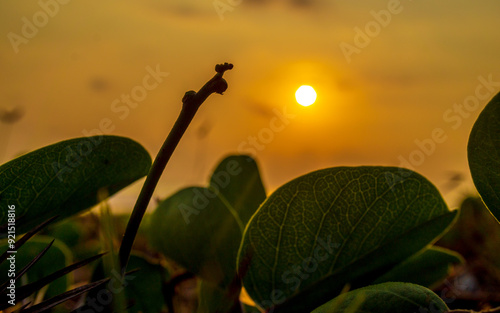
[118,63,233,274]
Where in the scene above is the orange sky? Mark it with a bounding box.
[1,0,500,212]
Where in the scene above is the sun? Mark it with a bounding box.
[295,85,317,107]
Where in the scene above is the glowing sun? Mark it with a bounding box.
[295,85,317,107]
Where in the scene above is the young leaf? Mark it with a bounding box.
[0,136,151,234]
[373,246,464,288]
[237,166,456,312]
[468,92,500,223]
[149,155,266,287]
[311,282,448,313]
[123,254,169,313]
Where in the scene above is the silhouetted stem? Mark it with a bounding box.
[119,63,233,275]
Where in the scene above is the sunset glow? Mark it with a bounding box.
[295,85,317,107]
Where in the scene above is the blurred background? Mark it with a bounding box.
[1,0,500,212]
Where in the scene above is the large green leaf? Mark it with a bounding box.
[373,246,464,288]
[311,282,448,313]
[237,167,456,312]
[468,92,500,223]
[0,136,151,234]
[0,236,72,300]
[149,155,266,287]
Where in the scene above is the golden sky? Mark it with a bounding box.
[1,0,500,211]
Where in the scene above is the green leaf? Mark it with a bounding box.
[124,254,169,313]
[149,155,266,287]
[311,282,448,313]
[0,136,151,234]
[237,166,456,312]
[0,236,72,300]
[468,92,500,223]
[373,246,464,288]
[83,252,166,313]
[46,219,83,248]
